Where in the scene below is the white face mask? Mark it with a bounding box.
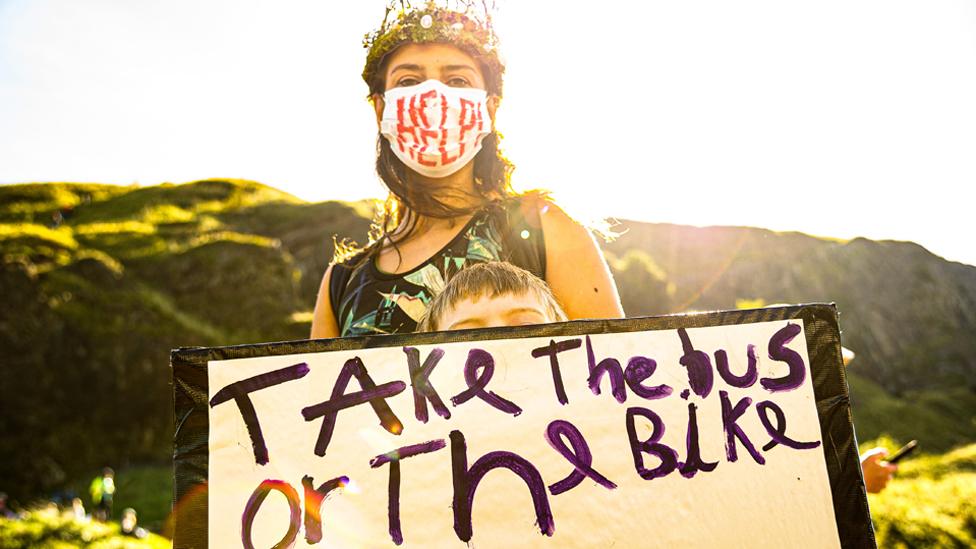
[380,79,492,178]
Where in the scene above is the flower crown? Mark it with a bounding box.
[362,0,505,96]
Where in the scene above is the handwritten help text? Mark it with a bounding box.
[392,90,483,168]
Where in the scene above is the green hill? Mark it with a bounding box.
[1,179,973,520]
[602,223,976,452]
[863,439,976,547]
[0,180,370,502]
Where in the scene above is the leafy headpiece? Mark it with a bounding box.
[362,1,505,97]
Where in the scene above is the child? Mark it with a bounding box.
[418,261,567,332]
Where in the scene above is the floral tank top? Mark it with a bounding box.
[329,197,546,336]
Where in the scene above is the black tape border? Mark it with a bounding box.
[172,302,876,548]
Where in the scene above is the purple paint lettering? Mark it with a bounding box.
[403,347,451,423]
[624,356,673,400]
[585,335,627,403]
[757,400,822,451]
[760,323,806,392]
[677,328,714,398]
[719,390,765,464]
[531,338,583,405]
[678,402,718,478]
[544,419,617,495]
[715,345,758,388]
[302,356,406,457]
[241,479,300,549]
[451,348,522,416]
[625,407,678,480]
[370,439,447,545]
[369,439,449,467]
[302,475,347,544]
[209,362,309,465]
[450,430,554,542]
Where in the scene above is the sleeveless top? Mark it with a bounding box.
[329,197,546,336]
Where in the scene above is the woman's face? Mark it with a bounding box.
[374,43,496,122]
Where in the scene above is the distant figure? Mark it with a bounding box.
[860,447,898,493]
[88,467,116,521]
[121,507,148,539]
[71,497,88,522]
[0,492,16,519]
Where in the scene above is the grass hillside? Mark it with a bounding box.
[862,439,976,547]
[1,180,974,545]
[0,507,170,549]
[0,180,371,502]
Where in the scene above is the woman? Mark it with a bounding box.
[311,2,622,337]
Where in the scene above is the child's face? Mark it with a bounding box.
[438,291,552,330]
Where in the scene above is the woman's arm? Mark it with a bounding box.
[539,200,625,320]
[310,264,341,338]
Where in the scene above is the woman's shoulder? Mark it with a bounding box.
[500,189,550,208]
[328,243,375,307]
[518,192,616,242]
[487,190,550,225]
[331,237,378,271]
[504,191,599,239]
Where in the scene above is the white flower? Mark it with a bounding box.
[420,14,433,28]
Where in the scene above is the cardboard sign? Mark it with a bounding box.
[172,304,876,548]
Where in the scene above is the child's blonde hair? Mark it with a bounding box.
[418,261,567,332]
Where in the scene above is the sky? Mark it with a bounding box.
[2,0,975,266]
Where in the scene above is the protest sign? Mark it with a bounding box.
[172,304,875,548]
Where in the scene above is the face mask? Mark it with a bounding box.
[380,79,492,178]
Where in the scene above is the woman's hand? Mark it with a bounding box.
[539,200,625,320]
[310,264,341,339]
